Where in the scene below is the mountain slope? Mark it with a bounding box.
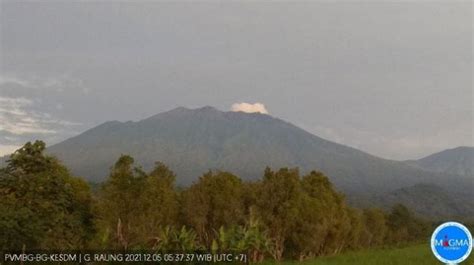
[380,183,474,218]
[46,107,472,200]
[406,146,474,177]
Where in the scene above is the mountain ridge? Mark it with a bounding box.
[406,146,473,177]
[45,107,470,193]
[2,106,473,217]
[47,107,389,184]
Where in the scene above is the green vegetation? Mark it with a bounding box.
[0,141,94,249]
[43,107,473,220]
[0,141,439,263]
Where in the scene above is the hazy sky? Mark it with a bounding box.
[0,1,472,160]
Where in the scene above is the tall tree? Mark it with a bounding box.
[255,167,301,261]
[362,208,388,247]
[181,171,244,245]
[0,141,94,250]
[95,155,145,249]
[386,204,429,244]
[136,162,179,241]
[291,171,351,258]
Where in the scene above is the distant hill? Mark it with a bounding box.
[3,106,472,217]
[406,146,474,177]
[379,183,474,219]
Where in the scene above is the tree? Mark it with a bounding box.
[387,203,412,244]
[345,208,364,251]
[5,141,54,174]
[136,162,179,241]
[95,155,145,249]
[1,140,432,256]
[0,141,94,250]
[254,167,301,261]
[362,208,387,247]
[387,204,430,244]
[291,171,351,259]
[181,171,244,246]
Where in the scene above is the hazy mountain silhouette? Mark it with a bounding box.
[0,106,471,217]
[44,107,472,201]
[406,146,474,177]
[378,183,474,218]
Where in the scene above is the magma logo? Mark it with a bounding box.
[434,235,469,249]
[431,222,473,264]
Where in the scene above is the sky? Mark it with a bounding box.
[0,1,472,160]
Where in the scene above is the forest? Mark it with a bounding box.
[0,141,433,262]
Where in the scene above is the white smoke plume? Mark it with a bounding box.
[231,102,269,114]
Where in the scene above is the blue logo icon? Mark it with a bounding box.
[431,222,473,264]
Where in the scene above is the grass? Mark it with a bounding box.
[261,244,474,265]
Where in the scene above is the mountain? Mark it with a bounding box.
[44,107,472,197]
[406,147,474,177]
[2,106,471,217]
[378,183,474,218]
[46,106,416,190]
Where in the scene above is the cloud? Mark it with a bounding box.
[0,74,90,94]
[0,144,21,157]
[0,75,33,88]
[231,102,269,114]
[0,96,81,141]
[0,97,57,135]
[0,74,89,152]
